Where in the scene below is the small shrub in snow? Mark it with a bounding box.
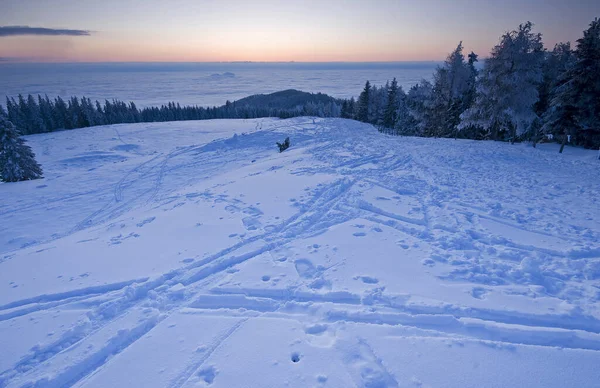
[276,137,290,153]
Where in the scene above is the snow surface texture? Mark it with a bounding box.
[1,118,599,387]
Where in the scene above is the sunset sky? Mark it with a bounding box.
[1,0,599,62]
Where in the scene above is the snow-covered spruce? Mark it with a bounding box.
[459,22,544,143]
[0,116,43,182]
[542,18,600,151]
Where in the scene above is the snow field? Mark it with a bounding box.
[1,117,599,387]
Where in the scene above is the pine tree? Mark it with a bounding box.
[38,95,56,132]
[465,51,479,108]
[372,83,388,126]
[573,18,600,138]
[421,43,474,138]
[348,97,356,119]
[537,43,574,118]
[0,116,43,182]
[382,78,399,129]
[426,68,452,137]
[340,100,350,118]
[54,96,69,129]
[460,22,544,142]
[405,80,434,136]
[570,18,600,149]
[392,87,412,135]
[536,43,574,147]
[543,19,600,150]
[27,94,45,133]
[6,98,18,126]
[17,94,30,134]
[463,53,479,112]
[356,80,371,123]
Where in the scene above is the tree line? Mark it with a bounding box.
[342,19,600,151]
[0,94,341,136]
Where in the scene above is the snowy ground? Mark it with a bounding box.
[1,117,599,387]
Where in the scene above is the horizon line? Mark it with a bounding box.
[0,59,447,64]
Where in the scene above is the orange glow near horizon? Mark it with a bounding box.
[1,0,598,63]
[0,33,465,63]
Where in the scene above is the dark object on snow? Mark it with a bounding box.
[276,137,290,153]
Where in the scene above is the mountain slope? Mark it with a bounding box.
[1,118,599,387]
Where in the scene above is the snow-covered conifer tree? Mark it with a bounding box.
[537,43,575,148]
[356,81,371,123]
[393,87,412,135]
[465,51,479,107]
[347,97,356,119]
[340,100,350,119]
[0,116,43,182]
[423,43,473,137]
[456,51,484,139]
[382,78,399,129]
[369,84,387,125]
[405,80,433,136]
[460,22,544,142]
[27,94,45,133]
[537,43,574,118]
[542,19,600,151]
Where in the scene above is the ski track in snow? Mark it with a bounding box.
[1,118,600,387]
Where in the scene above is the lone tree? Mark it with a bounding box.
[0,116,43,182]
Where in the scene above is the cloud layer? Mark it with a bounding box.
[0,26,91,37]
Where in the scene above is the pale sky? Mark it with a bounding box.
[0,0,598,62]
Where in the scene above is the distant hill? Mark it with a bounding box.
[227,89,340,110]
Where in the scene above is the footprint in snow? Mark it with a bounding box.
[354,276,379,284]
[197,366,217,384]
[471,287,488,299]
[309,277,331,290]
[305,324,328,335]
[294,259,317,278]
[291,352,301,363]
[136,217,156,228]
[375,196,391,201]
[242,216,261,231]
[225,204,240,213]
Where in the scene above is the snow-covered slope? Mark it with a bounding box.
[1,118,599,387]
